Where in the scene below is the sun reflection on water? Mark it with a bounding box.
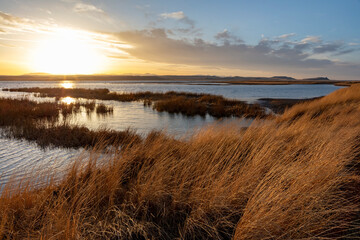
[60,81,74,89]
[61,96,75,105]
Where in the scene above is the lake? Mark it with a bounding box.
[0,80,343,185]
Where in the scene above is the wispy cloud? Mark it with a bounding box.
[72,3,112,23]
[276,33,296,40]
[160,11,186,20]
[313,42,343,54]
[73,3,105,14]
[215,29,243,45]
[349,42,360,46]
[159,11,195,30]
[0,11,54,34]
[301,36,321,43]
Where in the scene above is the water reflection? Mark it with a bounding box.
[61,96,75,104]
[60,81,74,89]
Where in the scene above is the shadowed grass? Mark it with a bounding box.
[258,97,322,114]
[0,85,359,239]
[4,88,267,118]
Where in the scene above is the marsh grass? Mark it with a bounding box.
[96,103,114,115]
[0,98,108,124]
[0,85,359,239]
[4,88,267,118]
[7,122,140,149]
[0,98,134,149]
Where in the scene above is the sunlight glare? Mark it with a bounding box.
[61,96,76,105]
[31,28,105,74]
[60,81,74,89]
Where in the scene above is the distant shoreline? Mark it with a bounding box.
[0,75,359,86]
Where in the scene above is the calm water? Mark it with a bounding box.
[0,80,343,101]
[0,80,343,185]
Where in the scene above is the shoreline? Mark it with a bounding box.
[0,75,359,86]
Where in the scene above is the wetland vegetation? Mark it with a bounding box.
[4,87,267,118]
[0,84,359,239]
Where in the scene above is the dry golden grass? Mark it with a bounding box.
[0,85,360,239]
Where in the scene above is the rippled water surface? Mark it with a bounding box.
[0,80,343,185]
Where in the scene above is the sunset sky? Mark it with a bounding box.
[0,0,359,79]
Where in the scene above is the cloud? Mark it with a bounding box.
[73,3,104,14]
[108,28,360,78]
[113,29,329,70]
[215,29,243,45]
[72,3,112,23]
[301,36,321,43]
[349,42,360,46]
[0,11,53,34]
[160,11,185,20]
[333,49,358,56]
[159,11,195,29]
[277,33,296,39]
[313,42,343,54]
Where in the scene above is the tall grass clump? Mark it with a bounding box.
[0,85,359,239]
[96,103,114,115]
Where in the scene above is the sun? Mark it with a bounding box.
[30,28,105,75]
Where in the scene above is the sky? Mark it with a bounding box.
[0,0,359,79]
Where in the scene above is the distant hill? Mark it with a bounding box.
[302,77,330,81]
[271,76,296,80]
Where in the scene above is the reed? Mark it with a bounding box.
[4,88,267,118]
[0,85,359,239]
[7,122,140,149]
[0,98,134,149]
[96,103,113,115]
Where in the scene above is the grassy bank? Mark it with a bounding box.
[4,87,267,118]
[0,85,359,239]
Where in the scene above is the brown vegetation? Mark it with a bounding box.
[153,95,265,118]
[4,87,267,118]
[96,103,114,115]
[8,123,139,149]
[0,85,359,239]
[0,98,133,149]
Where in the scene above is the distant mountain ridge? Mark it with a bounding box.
[302,77,330,81]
